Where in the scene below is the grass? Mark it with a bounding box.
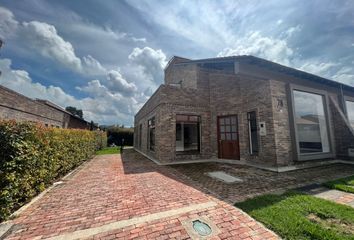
[324,175,354,194]
[96,147,120,155]
[235,192,354,240]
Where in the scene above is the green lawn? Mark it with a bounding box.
[235,192,354,240]
[96,147,120,155]
[324,175,354,194]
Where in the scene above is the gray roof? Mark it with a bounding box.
[169,55,354,92]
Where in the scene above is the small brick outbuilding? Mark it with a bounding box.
[134,55,354,168]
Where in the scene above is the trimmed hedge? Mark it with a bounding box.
[0,120,107,221]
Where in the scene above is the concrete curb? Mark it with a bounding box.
[0,222,13,240]
[0,156,97,240]
[133,148,354,172]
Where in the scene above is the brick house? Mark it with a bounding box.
[134,56,354,169]
[0,84,94,129]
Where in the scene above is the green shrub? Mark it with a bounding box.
[0,120,107,221]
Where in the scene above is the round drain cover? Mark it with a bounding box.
[192,220,212,236]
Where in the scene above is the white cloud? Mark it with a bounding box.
[0,58,138,125]
[128,47,167,83]
[218,31,294,65]
[126,1,237,51]
[332,66,354,86]
[132,37,147,43]
[20,21,82,72]
[0,6,18,39]
[0,58,77,105]
[76,80,109,97]
[0,7,149,125]
[82,55,107,75]
[285,25,301,38]
[217,29,354,87]
[298,61,338,77]
[0,7,138,79]
[106,70,137,96]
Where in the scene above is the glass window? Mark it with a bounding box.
[247,111,259,155]
[346,100,354,129]
[176,115,200,153]
[293,90,330,154]
[148,117,155,151]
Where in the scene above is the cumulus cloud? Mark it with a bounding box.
[20,21,83,72]
[0,58,77,104]
[128,47,167,83]
[82,55,107,75]
[77,69,138,98]
[76,79,109,97]
[0,7,150,125]
[0,7,123,78]
[217,29,354,86]
[0,58,138,125]
[106,70,137,96]
[0,6,18,38]
[218,31,294,65]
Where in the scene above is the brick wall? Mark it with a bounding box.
[269,80,293,165]
[135,59,354,166]
[0,85,64,127]
[165,64,198,89]
[135,64,280,165]
[0,85,90,129]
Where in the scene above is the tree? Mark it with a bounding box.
[106,125,134,146]
[65,106,83,119]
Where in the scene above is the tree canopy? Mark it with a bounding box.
[65,106,83,119]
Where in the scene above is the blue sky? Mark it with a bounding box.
[0,0,353,126]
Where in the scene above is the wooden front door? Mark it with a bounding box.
[217,115,240,159]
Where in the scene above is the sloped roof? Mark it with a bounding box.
[168,55,354,92]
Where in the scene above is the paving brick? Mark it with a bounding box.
[171,160,354,203]
[5,151,279,240]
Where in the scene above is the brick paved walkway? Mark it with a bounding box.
[4,151,278,240]
[299,185,354,208]
[170,160,354,203]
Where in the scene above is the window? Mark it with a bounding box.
[148,117,155,151]
[247,111,258,155]
[293,90,330,154]
[346,100,354,129]
[139,124,142,149]
[176,115,200,153]
[219,116,238,141]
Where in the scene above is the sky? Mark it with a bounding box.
[0,0,353,126]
